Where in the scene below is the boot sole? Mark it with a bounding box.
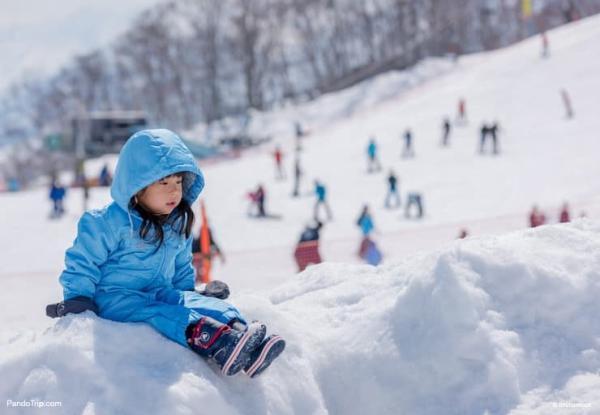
[221,323,266,376]
[245,335,286,378]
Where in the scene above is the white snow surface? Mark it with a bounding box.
[2,15,600,415]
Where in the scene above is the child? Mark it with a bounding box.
[50,129,285,378]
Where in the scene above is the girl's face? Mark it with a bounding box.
[137,174,183,215]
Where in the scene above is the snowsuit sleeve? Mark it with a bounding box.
[172,235,195,291]
[59,212,116,300]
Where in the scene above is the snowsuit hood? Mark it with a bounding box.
[111,129,204,212]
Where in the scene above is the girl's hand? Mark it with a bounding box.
[197,280,230,300]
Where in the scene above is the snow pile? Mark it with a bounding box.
[2,220,599,414]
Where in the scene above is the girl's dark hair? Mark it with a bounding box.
[130,176,195,248]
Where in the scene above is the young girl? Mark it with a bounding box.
[55,129,285,378]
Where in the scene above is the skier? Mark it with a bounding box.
[384,170,400,209]
[457,98,467,123]
[294,122,305,153]
[356,205,375,237]
[442,117,451,147]
[402,129,414,158]
[489,122,500,154]
[405,192,424,219]
[255,185,267,217]
[366,137,381,173]
[247,184,267,217]
[273,146,285,180]
[560,89,574,119]
[294,121,305,139]
[559,202,571,223]
[314,180,333,221]
[529,205,546,227]
[541,32,549,58]
[99,164,112,187]
[49,180,67,218]
[292,155,302,197]
[479,123,489,154]
[294,220,323,271]
[46,129,285,378]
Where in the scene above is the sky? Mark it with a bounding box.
[0,0,164,91]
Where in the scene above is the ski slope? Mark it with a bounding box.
[1,14,600,415]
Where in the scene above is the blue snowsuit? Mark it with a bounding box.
[59,129,244,347]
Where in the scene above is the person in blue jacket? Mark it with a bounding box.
[49,180,67,218]
[313,179,333,221]
[49,129,285,378]
[356,205,374,236]
[366,137,381,173]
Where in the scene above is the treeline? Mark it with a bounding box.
[2,0,600,141]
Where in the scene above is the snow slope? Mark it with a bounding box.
[2,221,600,414]
[1,14,600,415]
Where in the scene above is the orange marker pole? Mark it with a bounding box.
[199,201,212,283]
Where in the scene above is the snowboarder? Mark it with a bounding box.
[402,129,414,158]
[529,205,546,227]
[356,205,375,237]
[405,192,424,219]
[384,170,400,209]
[314,180,333,221]
[46,129,285,378]
[294,220,323,271]
[442,118,451,147]
[366,137,382,173]
[49,180,67,218]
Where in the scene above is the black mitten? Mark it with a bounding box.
[46,296,99,318]
[198,280,230,300]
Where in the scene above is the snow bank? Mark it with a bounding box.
[2,220,600,414]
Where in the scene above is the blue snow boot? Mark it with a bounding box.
[187,318,266,376]
[243,334,286,378]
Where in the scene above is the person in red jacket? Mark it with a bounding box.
[529,205,546,228]
[559,202,571,223]
[273,146,285,179]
